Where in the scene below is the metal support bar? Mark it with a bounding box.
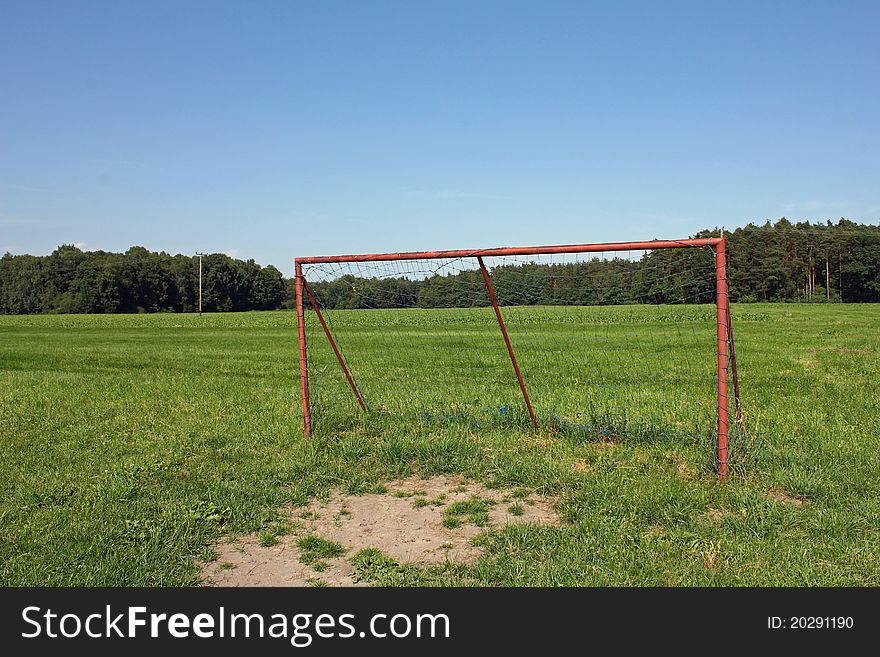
[715,241,729,480]
[726,300,744,435]
[303,278,367,413]
[477,256,539,432]
[298,238,722,264]
[295,262,312,438]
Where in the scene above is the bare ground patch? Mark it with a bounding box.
[201,475,559,587]
[765,488,807,507]
[703,507,728,523]
[701,507,747,524]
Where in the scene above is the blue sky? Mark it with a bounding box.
[1,0,878,274]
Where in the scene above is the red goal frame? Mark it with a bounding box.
[295,238,741,479]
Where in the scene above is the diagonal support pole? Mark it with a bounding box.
[477,256,539,432]
[303,278,368,413]
[726,300,744,435]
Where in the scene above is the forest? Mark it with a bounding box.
[0,246,285,314]
[725,218,880,303]
[1,219,878,314]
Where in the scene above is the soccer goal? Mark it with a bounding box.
[295,238,742,478]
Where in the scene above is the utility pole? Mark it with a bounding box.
[196,253,206,316]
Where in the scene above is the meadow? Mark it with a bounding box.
[1,303,878,586]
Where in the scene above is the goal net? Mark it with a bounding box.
[295,239,741,477]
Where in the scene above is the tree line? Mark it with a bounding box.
[303,219,880,310]
[0,245,285,314]
[724,218,880,303]
[1,219,878,314]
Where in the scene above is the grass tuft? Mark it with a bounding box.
[297,536,345,565]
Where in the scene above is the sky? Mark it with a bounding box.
[1,0,878,275]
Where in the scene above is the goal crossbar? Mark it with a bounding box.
[295,237,738,479]
[296,238,721,264]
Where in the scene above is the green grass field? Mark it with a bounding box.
[1,304,878,586]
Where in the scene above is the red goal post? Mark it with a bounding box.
[295,238,742,479]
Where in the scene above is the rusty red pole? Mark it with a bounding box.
[297,238,721,265]
[303,279,367,413]
[477,256,539,432]
[715,240,729,480]
[295,261,312,438]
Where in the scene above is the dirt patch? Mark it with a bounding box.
[643,525,666,538]
[701,507,747,523]
[202,475,559,587]
[203,536,359,587]
[668,454,696,480]
[703,507,727,523]
[572,460,592,473]
[765,488,806,507]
